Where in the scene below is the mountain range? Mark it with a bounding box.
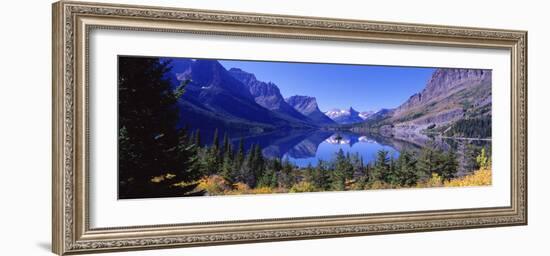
[165,59,335,132]
[324,107,373,124]
[164,58,491,139]
[227,68,312,126]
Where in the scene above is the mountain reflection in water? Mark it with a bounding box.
[194,128,490,174]
[196,129,407,167]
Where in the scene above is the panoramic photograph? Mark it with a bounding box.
[118,56,492,199]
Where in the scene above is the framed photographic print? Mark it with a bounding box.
[52,1,527,255]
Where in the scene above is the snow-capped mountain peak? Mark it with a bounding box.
[358,111,375,120]
[324,107,371,124]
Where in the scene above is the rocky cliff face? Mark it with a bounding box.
[177,59,253,100]
[170,60,311,131]
[228,68,311,124]
[286,96,336,126]
[390,68,492,128]
[395,69,491,115]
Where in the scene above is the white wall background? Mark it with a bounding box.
[0,0,547,255]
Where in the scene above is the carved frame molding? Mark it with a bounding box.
[52,1,527,255]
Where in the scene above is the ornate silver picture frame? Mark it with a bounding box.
[52,1,527,255]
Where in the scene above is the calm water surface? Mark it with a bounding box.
[284,133,399,167]
[198,129,402,167]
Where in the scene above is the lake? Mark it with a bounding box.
[194,127,491,173]
[283,132,400,167]
[197,129,408,168]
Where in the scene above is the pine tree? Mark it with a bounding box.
[188,130,195,145]
[330,149,349,191]
[222,133,230,156]
[252,144,265,186]
[204,147,218,176]
[118,57,203,198]
[373,150,390,182]
[234,138,245,171]
[303,163,314,183]
[280,158,295,189]
[349,153,362,179]
[212,128,220,153]
[269,158,282,188]
[463,144,480,173]
[387,155,398,184]
[395,150,419,186]
[417,142,441,180]
[365,164,373,182]
[243,144,258,187]
[312,160,330,190]
[175,130,203,190]
[194,129,201,147]
[439,149,459,181]
[220,136,234,182]
[204,129,221,175]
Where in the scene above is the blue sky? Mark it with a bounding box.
[218,59,435,112]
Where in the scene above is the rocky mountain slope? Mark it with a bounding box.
[285,95,336,126]
[394,68,490,126]
[168,59,313,131]
[356,68,492,138]
[227,68,313,126]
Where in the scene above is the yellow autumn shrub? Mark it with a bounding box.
[417,173,444,188]
[221,182,251,195]
[150,173,177,183]
[444,169,492,187]
[197,175,230,195]
[289,181,317,193]
[249,186,274,194]
[367,180,394,190]
[348,181,365,190]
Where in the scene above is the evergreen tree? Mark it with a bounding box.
[211,129,221,170]
[439,149,459,181]
[417,142,441,180]
[174,131,203,189]
[194,129,201,147]
[212,128,220,152]
[365,164,373,182]
[387,155,398,184]
[188,130,195,145]
[269,158,283,188]
[303,163,314,183]
[395,150,419,186]
[222,133,230,156]
[234,138,245,172]
[204,147,218,176]
[463,144,480,172]
[242,144,257,187]
[257,169,273,188]
[252,144,265,185]
[446,116,491,138]
[312,160,330,190]
[280,158,295,189]
[118,57,202,198]
[330,149,349,191]
[220,136,234,182]
[373,150,390,182]
[349,153,363,179]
